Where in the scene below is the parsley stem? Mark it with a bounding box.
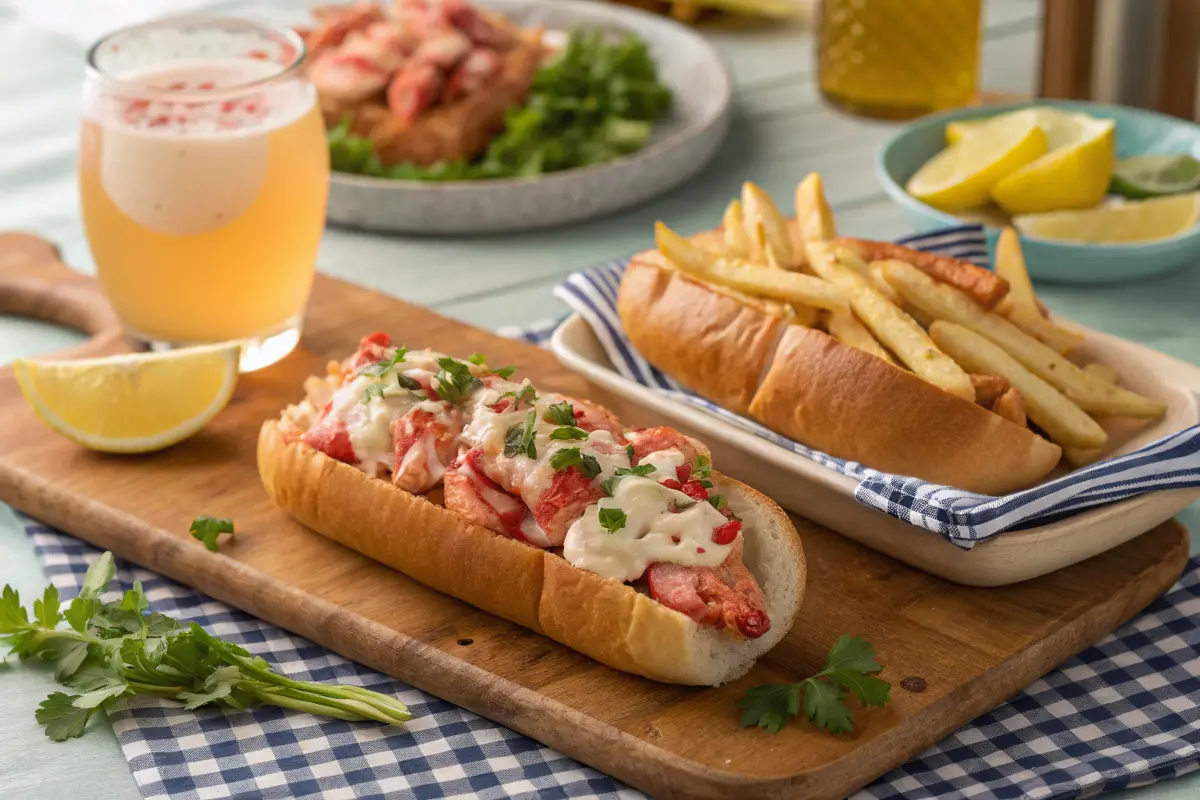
[249,687,411,724]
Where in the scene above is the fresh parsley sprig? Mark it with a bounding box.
[1,553,412,741]
[546,401,576,425]
[549,426,588,441]
[467,353,518,379]
[600,463,656,496]
[499,382,538,410]
[362,347,409,377]
[549,447,601,479]
[190,516,234,552]
[739,635,890,735]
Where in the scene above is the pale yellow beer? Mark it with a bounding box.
[79,20,329,370]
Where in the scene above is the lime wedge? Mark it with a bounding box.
[1110,154,1200,199]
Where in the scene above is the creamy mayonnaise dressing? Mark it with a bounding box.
[562,477,733,582]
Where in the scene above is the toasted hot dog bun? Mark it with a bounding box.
[257,420,806,686]
[618,253,1063,495]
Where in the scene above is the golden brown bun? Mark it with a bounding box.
[618,257,1063,494]
[617,257,786,415]
[752,327,1063,494]
[258,421,807,686]
[322,35,543,166]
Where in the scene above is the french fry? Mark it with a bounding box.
[1083,362,1119,385]
[795,173,837,244]
[929,322,1106,449]
[838,238,1010,309]
[656,222,848,311]
[970,374,1011,409]
[722,199,751,258]
[881,261,1167,419]
[741,182,795,268]
[994,228,1085,354]
[807,242,975,401]
[1063,363,1119,465]
[826,309,898,365]
[992,387,1028,428]
[868,260,905,304]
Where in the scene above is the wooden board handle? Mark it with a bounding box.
[0,232,124,358]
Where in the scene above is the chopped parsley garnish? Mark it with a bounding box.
[546,401,576,425]
[691,454,713,481]
[189,516,234,552]
[499,382,538,410]
[503,410,538,459]
[625,444,635,460]
[363,346,408,377]
[550,447,601,479]
[468,353,487,365]
[362,382,386,403]
[700,479,714,489]
[708,495,727,511]
[597,508,627,534]
[434,357,481,405]
[550,426,589,441]
[396,373,422,392]
[495,365,518,379]
[616,464,656,478]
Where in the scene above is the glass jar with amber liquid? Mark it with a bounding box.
[818,0,983,120]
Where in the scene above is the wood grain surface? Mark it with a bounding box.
[0,234,1189,799]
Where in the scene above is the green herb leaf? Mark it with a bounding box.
[34,584,61,630]
[495,365,518,379]
[625,444,635,461]
[362,382,386,403]
[549,426,589,441]
[500,382,538,410]
[0,585,30,634]
[363,346,409,377]
[615,464,656,478]
[546,401,576,425]
[396,373,422,392]
[738,635,890,735]
[504,410,538,459]
[190,516,234,553]
[468,353,488,365]
[738,683,801,734]
[691,454,713,481]
[36,693,94,741]
[708,495,727,511]
[549,448,601,479]
[597,507,627,534]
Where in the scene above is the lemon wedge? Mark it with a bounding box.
[1014,193,1200,244]
[14,343,240,453]
[945,107,1085,147]
[907,113,1047,210]
[990,112,1115,214]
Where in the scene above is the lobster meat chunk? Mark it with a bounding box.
[387,62,444,123]
[392,407,462,493]
[646,540,770,639]
[444,448,551,546]
[625,426,705,466]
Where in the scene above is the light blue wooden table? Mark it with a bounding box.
[1,1,1197,798]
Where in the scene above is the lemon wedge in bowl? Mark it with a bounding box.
[906,112,1047,210]
[1013,193,1200,244]
[989,112,1115,214]
[14,343,240,453]
[945,107,1086,147]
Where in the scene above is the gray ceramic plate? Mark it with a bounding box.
[324,0,732,235]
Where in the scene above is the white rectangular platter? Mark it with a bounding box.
[552,313,1200,586]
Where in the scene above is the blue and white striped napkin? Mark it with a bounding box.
[537,225,1200,547]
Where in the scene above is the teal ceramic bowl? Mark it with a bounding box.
[876,100,1200,284]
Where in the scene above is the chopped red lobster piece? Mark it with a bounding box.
[303,3,384,57]
[308,53,391,102]
[348,332,394,372]
[301,409,357,465]
[531,467,604,547]
[646,540,769,639]
[391,407,462,493]
[444,448,551,546]
[387,62,444,123]
[412,30,473,69]
[625,426,704,465]
[444,0,515,48]
[443,47,502,101]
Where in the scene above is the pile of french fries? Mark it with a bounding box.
[654,175,1167,467]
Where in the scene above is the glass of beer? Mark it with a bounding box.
[79,18,329,372]
[818,0,983,120]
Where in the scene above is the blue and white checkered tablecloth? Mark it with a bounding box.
[20,515,1200,800]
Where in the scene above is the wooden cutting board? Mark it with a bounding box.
[0,232,1190,800]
